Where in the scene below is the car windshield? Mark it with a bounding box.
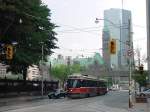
[56,89,61,93]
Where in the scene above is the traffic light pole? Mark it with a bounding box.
[128,18,133,108]
[129,52,133,108]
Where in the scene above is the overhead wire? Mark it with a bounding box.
[20,11,146,49]
[21,11,146,35]
[56,24,145,33]
[55,23,101,36]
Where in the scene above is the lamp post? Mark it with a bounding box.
[95,18,120,28]
[39,42,44,97]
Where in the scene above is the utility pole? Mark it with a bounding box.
[119,0,123,70]
[137,48,141,68]
[128,18,133,108]
[119,20,122,69]
[41,43,44,97]
[146,0,150,84]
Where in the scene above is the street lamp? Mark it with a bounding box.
[12,41,18,46]
[19,18,23,24]
[95,18,120,28]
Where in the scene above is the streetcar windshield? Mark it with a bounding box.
[67,79,81,88]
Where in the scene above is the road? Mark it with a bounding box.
[0,91,133,112]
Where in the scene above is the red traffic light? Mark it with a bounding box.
[109,39,116,54]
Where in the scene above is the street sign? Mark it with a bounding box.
[127,49,133,57]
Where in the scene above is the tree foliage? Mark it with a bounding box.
[0,0,57,80]
[133,70,148,87]
[51,64,84,82]
[51,65,70,81]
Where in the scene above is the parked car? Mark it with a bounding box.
[109,86,119,91]
[138,89,150,97]
[48,89,66,99]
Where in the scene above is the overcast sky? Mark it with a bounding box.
[42,0,146,61]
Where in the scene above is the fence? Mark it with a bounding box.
[0,78,59,97]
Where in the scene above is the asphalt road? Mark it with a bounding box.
[0,91,132,112]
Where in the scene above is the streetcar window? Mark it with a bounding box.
[67,79,74,88]
[97,81,100,87]
[73,80,78,87]
[67,79,81,88]
[81,80,88,87]
[89,80,95,87]
[100,81,107,87]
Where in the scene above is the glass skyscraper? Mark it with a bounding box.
[102,8,133,71]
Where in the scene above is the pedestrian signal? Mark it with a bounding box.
[6,45,13,60]
[109,39,116,54]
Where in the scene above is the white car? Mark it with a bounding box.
[139,89,150,97]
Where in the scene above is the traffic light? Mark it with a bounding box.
[139,64,144,74]
[109,39,116,54]
[6,45,13,60]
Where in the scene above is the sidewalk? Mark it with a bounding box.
[129,98,150,112]
[130,103,148,112]
[0,95,47,107]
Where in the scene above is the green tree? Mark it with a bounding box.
[51,65,70,82]
[70,64,85,74]
[0,0,57,80]
[133,70,148,91]
[51,64,84,86]
[51,64,70,88]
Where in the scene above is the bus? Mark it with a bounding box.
[66,73,107,98]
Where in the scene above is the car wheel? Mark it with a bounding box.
[56,96,59,99]
[51,94,55,99]
[48,96,51,99]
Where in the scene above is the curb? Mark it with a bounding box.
[25,96,47,101]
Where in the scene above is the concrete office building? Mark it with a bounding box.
[102,8,133,71]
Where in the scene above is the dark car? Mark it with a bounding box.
[48,89,66,99]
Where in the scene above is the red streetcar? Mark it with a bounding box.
[66,73,107,98]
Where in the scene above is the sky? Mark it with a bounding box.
[42,0,147,64]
